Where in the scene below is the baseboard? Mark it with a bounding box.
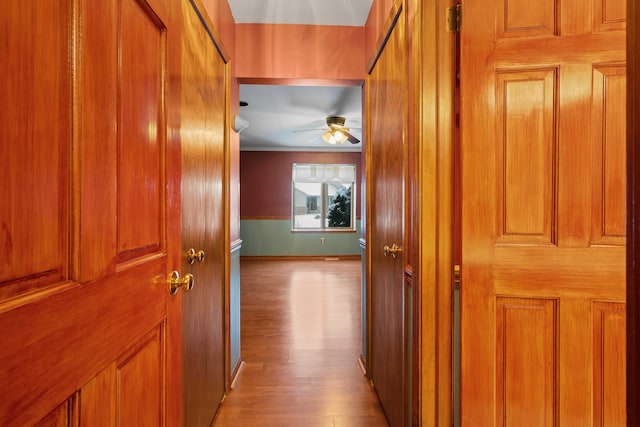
[358,354,368,377]
[229,359,244,390]
[240,255,362,261]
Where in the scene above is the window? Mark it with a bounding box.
[292,163,356,231]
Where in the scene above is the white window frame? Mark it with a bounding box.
[291,163,356,232]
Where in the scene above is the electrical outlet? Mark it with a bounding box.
[320,238,325,245]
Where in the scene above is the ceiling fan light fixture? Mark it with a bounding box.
[333,130,347,143]
[326,115,346,127]
[299,115,359,145]
[322,131,337,144]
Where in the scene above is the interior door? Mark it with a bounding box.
[460,0,626,425]
[367,5,408,426]
[0,0,182,424]
[180,0,228,425]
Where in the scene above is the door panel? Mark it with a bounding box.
[81,363,116,426]
[460,0,626,425]
[80,322,167,426]
[367,4,407,426]
[181,0,228,425]
[0,0,182,424]
[495,298,556,427]
[118,0,165,260]
[0,0,70,301]
[117,325,165,425]
[77,0,118,282]
[35,400,73,427]
[591,65,626,245]
[592,302,626,426]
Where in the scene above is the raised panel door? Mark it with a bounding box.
[0,0,182,424]
[460,0,626,425]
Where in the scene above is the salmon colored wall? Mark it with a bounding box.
[200,0,398,240]
[231,2,399,80]
[240,151,363,219]
[235,24,366,81]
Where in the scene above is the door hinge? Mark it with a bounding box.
[453,264,461,290]
[447,4,462,32]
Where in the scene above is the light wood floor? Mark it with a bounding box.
[211,258,389,427]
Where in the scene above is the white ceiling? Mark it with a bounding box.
[227,0,372,152]
[238,84,362,152]
[227,0,374,26]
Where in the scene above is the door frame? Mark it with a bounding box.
[408,0,456,425]
[362,0,456,425]
[627,1,639,424]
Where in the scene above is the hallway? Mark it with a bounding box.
[212,258,388,426]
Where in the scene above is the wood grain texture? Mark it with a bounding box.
[592,65,627,245]
[0,0,69,299]
[76,0,118,282]
[627,1,640,424]
[497,0,557,37]
[496,68,557,243]
[461,0,626,424]
[34,399,74,427]
[0,0,182,424]
[117,325,165,426]
[593,302,625,426]
[211,259,388,426]
[496,298,557,427]
[80,364,116,427]
[194,0,240,249]
[409,0,456,424]
[117,0,165,261]
[0,262,167,425]
[180,0,228,423]
[163,0,183,422]
[366,2,408,425]
[594,0,627,32]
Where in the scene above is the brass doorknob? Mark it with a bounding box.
[168,271,195,295]
[186,248,206,264]
[383,243,403,259]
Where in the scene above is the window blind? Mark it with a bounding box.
[292,163,356,183]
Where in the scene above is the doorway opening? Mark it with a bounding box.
[220,81,375,423]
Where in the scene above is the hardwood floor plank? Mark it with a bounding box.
[212,259,388,426]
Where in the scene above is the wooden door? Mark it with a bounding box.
[0,0,182,424]
[180,1,228,425]
[367,4,408,426]
[460,0,626,425]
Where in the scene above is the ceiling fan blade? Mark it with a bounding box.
[291,128,326,132]
[330,86,360,116]
[344,131,360,144]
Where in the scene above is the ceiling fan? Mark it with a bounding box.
[295,115,361,145]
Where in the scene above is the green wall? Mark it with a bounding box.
[240,219,362,257]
